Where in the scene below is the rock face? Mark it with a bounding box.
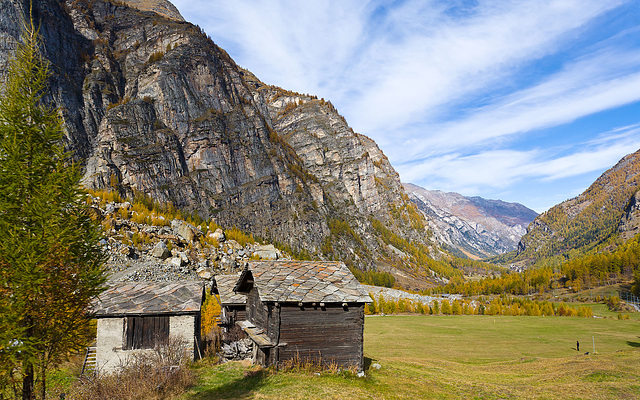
[0,0,432,273]
[404,183,537,259]
[619,191,640,241]
[516,149,640,264]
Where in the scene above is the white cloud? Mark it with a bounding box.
[346,0,626,134]
[400,46,640,161]
[171,0,370,98]
[398,126,640,197]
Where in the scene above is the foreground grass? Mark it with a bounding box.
[182,315,640,399]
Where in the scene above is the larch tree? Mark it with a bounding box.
[0,14,107,400]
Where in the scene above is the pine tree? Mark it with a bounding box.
[0,16,106,400]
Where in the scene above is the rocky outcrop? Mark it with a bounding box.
[404,183,537,259]
[618,190,640,241]
[0,0,432,275]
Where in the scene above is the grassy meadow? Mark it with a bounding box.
[183,315,640,400]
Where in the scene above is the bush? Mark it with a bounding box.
[69,337,195,400]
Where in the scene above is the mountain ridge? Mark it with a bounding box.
[404,183,537,259]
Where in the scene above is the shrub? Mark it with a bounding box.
[147,50,164,64]
[69,337,195,400]
[225,227,255,246]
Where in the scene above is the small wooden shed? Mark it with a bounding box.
[211,274,247,334]
[92,281,205,374]
[234,260,372,370]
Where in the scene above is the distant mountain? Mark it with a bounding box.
[515,149,640,265]
[404,183,537,259]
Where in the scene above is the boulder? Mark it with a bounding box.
[105,203,116,214]
[171,219,202,242]
[196,266,213,280]
[253,244,279,260]
[151,240,171,260]
[120,245,135,258]
[226,240,243,250]
[174,251,190,265]
[220,256,237,270]
[210,228,225,242]
[168,257,184,268]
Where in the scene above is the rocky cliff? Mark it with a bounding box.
[618,190,640,241]
[404,183,537,259]
[515,149,640,264]
[0,0,433,277]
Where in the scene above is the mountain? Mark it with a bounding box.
[515,149,640,265]
[0,0,436,280]
[404,183,537,259]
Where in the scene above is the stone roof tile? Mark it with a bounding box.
[212,274,246,306]
[92,281,204,316]
[243,261,371,304]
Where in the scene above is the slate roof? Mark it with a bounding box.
[236,261,372,303]
[92,281,205,317]
[211,274,247,306]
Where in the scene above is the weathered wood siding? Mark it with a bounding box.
[246,287,266,329]
[234,307,246,323]
[123,316,169,350]
[222,305,246,328]
[277,304,365,370]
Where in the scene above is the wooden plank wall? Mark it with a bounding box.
[247,287,266,328]
[124,316,169,350]
[276,304,365,370]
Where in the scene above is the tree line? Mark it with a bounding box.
[365,295,593,318]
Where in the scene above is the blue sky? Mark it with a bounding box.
[170,0,640,213]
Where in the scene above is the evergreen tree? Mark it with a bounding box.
[0,17,106,399]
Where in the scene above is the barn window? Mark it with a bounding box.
[123,316,169,350]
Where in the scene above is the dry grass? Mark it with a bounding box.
[70,338,195,400]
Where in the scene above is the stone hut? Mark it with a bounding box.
[92,281,205,374]
[234,260,372,370]
[211,274,247,335]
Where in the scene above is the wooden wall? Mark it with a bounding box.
[245,285,366,370]
[277,304,365,370]
[247,287,266,329]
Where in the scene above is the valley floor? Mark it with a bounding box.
[183,315,640,400]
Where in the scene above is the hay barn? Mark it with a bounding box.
[234,260,372,370]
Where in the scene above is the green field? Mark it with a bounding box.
[183,315,640,400]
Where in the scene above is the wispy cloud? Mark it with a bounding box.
[399,44,640,161]
[399,124,640,196]
[344,0,627,135]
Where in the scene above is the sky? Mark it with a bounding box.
[170,0,640,213]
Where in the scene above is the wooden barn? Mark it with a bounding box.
[210,274,247,335]
[91,281,205,374]
[233,260,372,370]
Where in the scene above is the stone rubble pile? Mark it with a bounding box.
[221,339,253,361]
[92,198,289,283]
